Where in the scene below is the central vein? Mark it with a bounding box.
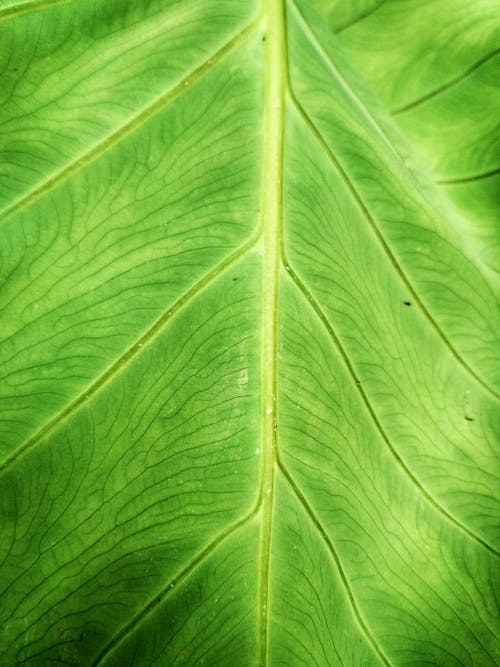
[258,0,285,664]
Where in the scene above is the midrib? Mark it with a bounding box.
[258,0,285,665]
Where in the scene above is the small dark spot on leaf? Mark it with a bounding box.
[80,633,84,642]
[232,277,238,282]
[262,35,266,42]
[465,416,474,422]
[403,301,411,306]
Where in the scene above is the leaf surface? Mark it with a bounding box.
[0,1,498,665]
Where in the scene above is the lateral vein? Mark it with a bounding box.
[90,508,259,666]
[0,235,258,475]
[0,0,73,22]
[284,260,500,558]
[288,0,402,163]
[0,17,260,227]
[392,49,500,115]
[438,166,500,186]
[333,1,386,35]
[277,456,392,666]
[288,91,500,401]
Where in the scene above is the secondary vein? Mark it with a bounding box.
[0,235,258,475]
[392,49,500,115]
[0,0,73,22]
[287,89,500,401]
[283,260,500,558]
[258,1,286,664]
[0,17,259,227]
[277,456,392,666]
[90,507,258,666]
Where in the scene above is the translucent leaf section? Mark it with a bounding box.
[0,31,264,457]
[0,0,259,210]
[314,0,500,275]
[0,1,498,665]
[0,255,262,665]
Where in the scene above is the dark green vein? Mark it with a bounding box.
[392,49,500,115]
[0,16,259,226]
[90,508,258,666]
[287,90,500,401]
[0,234,258,475]
[0,0,72,21]
[282,260,500,558]
[276,457,392,666]
[333,1,386,35]
[438,167,500,186]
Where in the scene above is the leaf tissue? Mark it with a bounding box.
[0,0,498,665]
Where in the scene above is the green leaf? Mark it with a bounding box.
[312,0,500,275]
[0,1,498,665]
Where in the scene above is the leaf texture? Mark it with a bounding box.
[0,1,498,665]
